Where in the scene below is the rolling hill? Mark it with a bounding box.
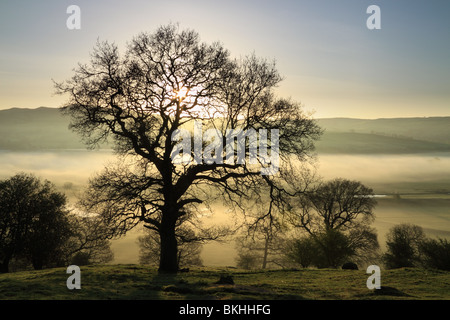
[315,131,450,154]
[0,107,449,154]
[0,107,86,150]
[317,117,450,145]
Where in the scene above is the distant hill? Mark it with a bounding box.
[317,117,450,145]
[315,117,450,154]
[315,131,450,154]
[0,107,86,150]
[0,107,449,154]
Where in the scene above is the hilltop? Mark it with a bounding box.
[1,107,450,154]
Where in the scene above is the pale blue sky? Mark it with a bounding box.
[1,0,449,118]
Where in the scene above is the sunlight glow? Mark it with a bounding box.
[175,87,189,100]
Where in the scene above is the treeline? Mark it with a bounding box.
[2,173,449,273]
[152,178,450,272]
[234,223,450,271]
[0,173,113,273]
[383,223,450,270]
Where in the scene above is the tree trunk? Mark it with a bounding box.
[262,236,269,269]
[0,259,10,273]
[158,214,178,274]
[32,257,44,270]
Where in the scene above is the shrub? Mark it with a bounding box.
[382,224,425,269]
[286,230,355,269]
[286,237,318,268]
[236,252,260,270]
[314,229,355,268]
[342,262,358,270]
[419,238,450,271]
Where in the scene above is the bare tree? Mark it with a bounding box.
[235,194,289,270]
[63,214,114,266]
[235,231,288,270]
[288,178,379,268]
[383,223,426,269]
[55,24,321,273]
[289,179,376,232]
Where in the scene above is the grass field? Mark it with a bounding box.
[0,264,449,300]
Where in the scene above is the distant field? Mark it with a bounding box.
[317,117,450,145]
[0,264,449,300]
[315,132,450,154]
[373,197,450,248]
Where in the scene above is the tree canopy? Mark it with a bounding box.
[0,173,114,273]
[55,24,322,273]
[0,173,69,272]
[287,178,379,268]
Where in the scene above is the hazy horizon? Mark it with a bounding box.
[2,105,450,121]
[1,149,449,266]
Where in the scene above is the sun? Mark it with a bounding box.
[174,87,189,100]
[169,85,221,119]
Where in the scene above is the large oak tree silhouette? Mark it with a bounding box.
[56,24,321,273]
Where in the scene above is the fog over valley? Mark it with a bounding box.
[0,107,449,266]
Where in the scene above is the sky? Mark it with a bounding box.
[0,0,449,119]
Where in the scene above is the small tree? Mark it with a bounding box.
[0,173,70,272]
[286,230,355,269]
[25,198,72,270]
[285,236,318,268]
[287,178,379,268]
[314,229,355,268]
[64,214,114,266]
[382,223,426,269]
[234,232,287,270]
[236,211,287,269]
[419,238,450,271]
[236,251,260,270]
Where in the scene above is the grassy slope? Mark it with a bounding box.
[0,264,449,300]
